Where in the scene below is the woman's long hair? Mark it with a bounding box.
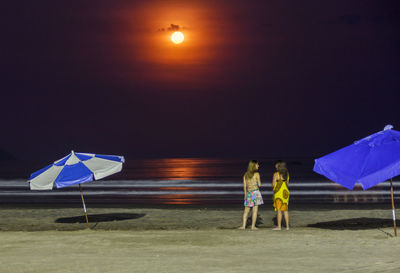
[276,161,289,181]
[244,160,259,180]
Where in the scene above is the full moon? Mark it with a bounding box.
[171,31,184,44]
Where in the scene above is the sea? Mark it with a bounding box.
[0,157,398,206]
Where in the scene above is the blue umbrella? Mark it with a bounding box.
[313,125,399,236]
[28,151,125,228]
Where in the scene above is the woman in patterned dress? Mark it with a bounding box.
[238,160,264,230]
[272,160,290,230]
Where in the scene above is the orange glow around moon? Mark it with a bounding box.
[171,31,184,44]
[118,1,226,87]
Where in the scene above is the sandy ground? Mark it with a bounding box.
[0,206,400,272]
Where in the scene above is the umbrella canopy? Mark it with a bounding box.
[313,125,400,190]
[29,151,125,190]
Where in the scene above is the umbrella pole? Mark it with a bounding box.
[79,184,90,229]
[390,179,397,237]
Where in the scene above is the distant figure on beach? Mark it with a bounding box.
[238,160,264,230]
[272,160,290,230]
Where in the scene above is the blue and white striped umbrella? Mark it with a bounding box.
[29,151,125,190]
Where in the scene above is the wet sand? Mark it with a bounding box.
[0,205,400,272]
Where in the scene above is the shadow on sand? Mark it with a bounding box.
[246,214,263,227]
[55,213,146,224]
[308,217,399,230]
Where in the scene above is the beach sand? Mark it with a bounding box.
[0,205,399,272]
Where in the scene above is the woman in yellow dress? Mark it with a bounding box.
[272,160,290,230]
[238,160,263,230]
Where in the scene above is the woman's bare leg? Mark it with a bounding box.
[251,206,258,230]
[238,207,250,229]
[273,210,282,230]
[284,211,289,230]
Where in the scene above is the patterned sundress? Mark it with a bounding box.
[273,172,290,211]
[244,175,264,207]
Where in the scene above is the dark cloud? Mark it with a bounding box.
[159,23,186,32]
[168,23,180,31]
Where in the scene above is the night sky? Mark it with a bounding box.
[1,0,400,161]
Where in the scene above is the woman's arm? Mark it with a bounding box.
[272,172,277,188]
[243,176,247,199]
[256,173,261,188]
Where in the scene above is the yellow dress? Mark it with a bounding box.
[273,172,290,211]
